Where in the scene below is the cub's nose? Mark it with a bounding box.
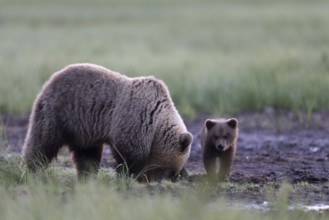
[216,144,224,151]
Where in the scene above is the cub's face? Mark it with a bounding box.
[205,118,238,152]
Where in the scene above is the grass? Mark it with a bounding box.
[0,157,328,220]
[0,119,8,149]
[1,0,329,117]
[1,1,329,218]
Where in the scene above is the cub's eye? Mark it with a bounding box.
[213,135,219,139]
[223,133,230,139]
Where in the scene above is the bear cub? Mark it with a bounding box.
[201,118,238,181]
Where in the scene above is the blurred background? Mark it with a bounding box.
[1,0,329,117]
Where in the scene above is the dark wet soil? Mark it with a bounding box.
[185,111,329,204]
[1,111,329,204]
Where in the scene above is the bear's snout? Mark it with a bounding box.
[216,144,224,151]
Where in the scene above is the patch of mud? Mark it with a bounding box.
[184,111,329,204]
[186,112,329,184]
[1,111,329,205]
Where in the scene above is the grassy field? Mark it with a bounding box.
[1,0,329,219]
[0,157,328,220]
[1,0,329,116]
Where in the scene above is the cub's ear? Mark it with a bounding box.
[179,132,193,152]
[227,118,238,129]
[205,119,216,130]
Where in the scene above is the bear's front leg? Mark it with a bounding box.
[70,144,103,180]
[203,154,217,182]
[179,166,189,178]
[218,147,235,181]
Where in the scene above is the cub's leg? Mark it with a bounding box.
[71,144,103,180]
[203,154,217,181]
[218,147,235,181]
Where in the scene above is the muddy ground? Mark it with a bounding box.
[1,111,329,205]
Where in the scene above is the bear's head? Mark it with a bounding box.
[205,118,238,152]
[145,132,193,182]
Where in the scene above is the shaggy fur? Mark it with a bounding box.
[201,118,238,181]
[22,63,192,181]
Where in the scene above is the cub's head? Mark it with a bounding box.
[205,118,238,152]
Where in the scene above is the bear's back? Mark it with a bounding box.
[35,64,129,145]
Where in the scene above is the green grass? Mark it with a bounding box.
[0,157,328,220]
[1,1,328,218]
[1,0,329,117]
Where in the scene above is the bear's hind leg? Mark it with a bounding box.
[71,144,104,180]
[23,100,65,172]
[23,127,63,172]
[23,142,62,172]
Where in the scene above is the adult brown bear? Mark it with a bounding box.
[22,63,192,181]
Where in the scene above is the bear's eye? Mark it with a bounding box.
[223,133,230,139]
[213,135,219,139]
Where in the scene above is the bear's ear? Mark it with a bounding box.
[205,119,216,130]
[227,118,238,129]
[179,132,193,152]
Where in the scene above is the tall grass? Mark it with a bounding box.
[1,0,329,116]
[0,157,328,220]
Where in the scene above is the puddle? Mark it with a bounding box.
[240,201,269,211]
[291,204,329,212]
[243,202,329,212]
[208,201,329,213]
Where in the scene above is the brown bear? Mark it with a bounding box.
[201,118,238,181]
[22,63,192,181]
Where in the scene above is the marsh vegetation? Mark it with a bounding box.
[1,0,329,219]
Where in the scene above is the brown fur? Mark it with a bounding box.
[201,118,238,181]
[22,63,192,181]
